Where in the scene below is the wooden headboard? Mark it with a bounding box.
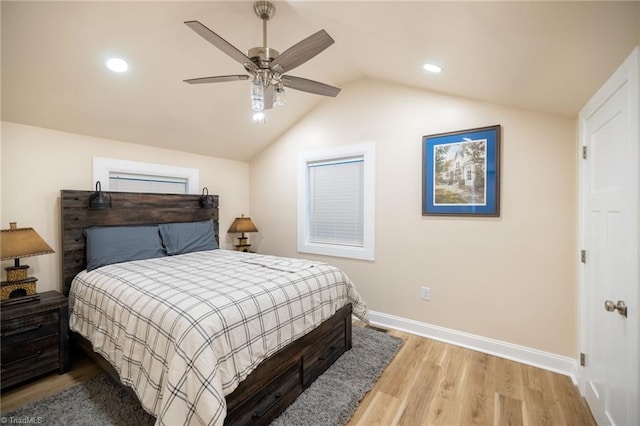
[60,190,219,296]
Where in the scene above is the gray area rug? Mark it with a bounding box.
[1,326,403,426]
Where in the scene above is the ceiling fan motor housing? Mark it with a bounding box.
[247,46,279,70]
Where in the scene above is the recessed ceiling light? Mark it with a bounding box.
[423,63,442,73]
[106,58,128,73]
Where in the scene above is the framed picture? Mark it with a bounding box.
[422,125,501,216]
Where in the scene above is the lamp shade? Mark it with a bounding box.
[227,216,258,234]
[1,226,55,261]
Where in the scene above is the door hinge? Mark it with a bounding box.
[582,146,587,159]
[580,352,586,367]
[581,250,586,263]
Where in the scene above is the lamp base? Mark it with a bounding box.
[235,236,252,252]
[1,276,38,301]
[234,244,252,252]
[5,265,29,282]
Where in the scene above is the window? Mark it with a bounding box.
[297,143,375,260]
[93,157,199,194]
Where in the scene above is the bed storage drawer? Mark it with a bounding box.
[225,359,302,425]
[224,304,353,425]
[302,323,347,387]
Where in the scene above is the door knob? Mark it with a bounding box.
[604,300,628,318]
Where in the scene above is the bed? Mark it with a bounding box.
[60,190,368,425]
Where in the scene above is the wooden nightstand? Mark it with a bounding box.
[1,291,70,391]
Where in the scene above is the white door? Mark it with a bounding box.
[580,47,638,426]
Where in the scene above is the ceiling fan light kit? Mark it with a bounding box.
[184,1,340,115]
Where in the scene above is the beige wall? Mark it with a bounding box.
[1,77,578,357]
[1,122,251,293]
[250,78,577,357]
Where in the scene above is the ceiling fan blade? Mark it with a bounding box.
[183,75,250,84]
[184,20,258,73]
[270,30,334,74]
[281,75,341,97]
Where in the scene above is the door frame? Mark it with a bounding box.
[577,46,639,424]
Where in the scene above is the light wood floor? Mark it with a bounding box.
[348,328,595,426]
[1,328,595,426]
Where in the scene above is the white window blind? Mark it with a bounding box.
[297,142,375,261]
[308,159,364,246]
[108,172,188,194]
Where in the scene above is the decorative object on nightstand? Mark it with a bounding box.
[1,223,55,306]
[1,291,70,390]
[228,214,258,252]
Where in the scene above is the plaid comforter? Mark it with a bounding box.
[69,250,368,426]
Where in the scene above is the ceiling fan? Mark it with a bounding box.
[184,1,341,112]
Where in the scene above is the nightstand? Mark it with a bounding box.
[1,291,70,391]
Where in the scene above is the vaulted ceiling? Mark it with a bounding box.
[2,1,638,161]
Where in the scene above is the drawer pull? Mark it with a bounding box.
[1,323,42,337]
[1,350,43,368]
[318,345,337,361]
[252,392,282,419]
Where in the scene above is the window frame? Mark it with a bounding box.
[93,157,199,194]
[297,143,375,261]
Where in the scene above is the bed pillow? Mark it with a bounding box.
[159,220,218,255]
[85,225,166,271]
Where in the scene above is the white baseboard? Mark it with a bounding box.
[369,310,579,384]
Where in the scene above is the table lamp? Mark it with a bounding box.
[228,215,258,250]
[1,222,55,304]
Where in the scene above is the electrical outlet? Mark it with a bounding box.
[421,286,431,301]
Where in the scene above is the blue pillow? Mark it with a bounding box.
[159,220,218,255]
[85,225,166,271]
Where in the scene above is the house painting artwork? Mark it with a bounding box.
[434,139,487,206]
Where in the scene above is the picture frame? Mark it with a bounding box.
[422,125,501,216]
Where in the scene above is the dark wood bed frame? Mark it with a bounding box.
[60,190,352,425]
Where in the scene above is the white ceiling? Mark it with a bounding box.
[2,1,638,162]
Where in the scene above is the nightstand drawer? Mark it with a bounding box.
[1,333,60,360]
[1,311,59,345]
[1,343,60,388]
